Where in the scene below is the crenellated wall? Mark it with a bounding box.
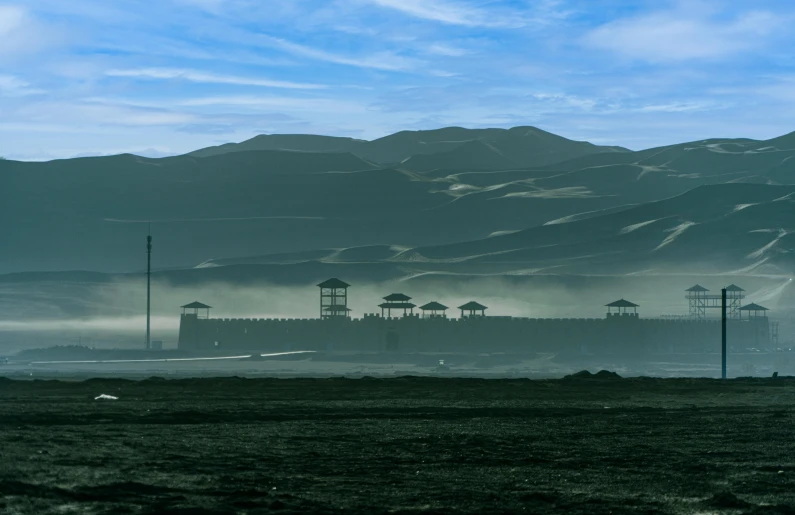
[177,312,771,354]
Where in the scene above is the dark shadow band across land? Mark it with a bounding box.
[1,376,795,514]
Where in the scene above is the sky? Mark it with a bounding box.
[1,0,795,160]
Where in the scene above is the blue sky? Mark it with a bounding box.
[1,0,795,160]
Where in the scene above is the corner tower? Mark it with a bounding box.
[318,278,351,319]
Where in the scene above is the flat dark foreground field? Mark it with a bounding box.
[2,375,795,515]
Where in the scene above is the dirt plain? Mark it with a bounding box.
[2,373,795,514]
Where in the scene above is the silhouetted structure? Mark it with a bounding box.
[721,288,727,379]
[146,227,152,350]
[606,299,638,318]
[726,285,746,318]
[459,301,487,318]
[686,285,709,318]
[420,301,449,318]
[739,302,769,349]
[379,293,416,317]
[182,301,211,318]
[179,302,211,351]
[318,278,351,320]
[686,284,745,319]
[739,303,769,320]
[177,279,772,355]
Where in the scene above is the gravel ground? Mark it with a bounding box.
[1,375,795,514]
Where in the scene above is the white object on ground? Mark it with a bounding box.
[94,394,118,400]
[31,350,316,365]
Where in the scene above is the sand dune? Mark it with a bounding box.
[3,126,795,291]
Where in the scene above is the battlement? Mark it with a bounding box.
[178,312,770,354]
[177,280,770,354]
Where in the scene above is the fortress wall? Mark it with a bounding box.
[177,314,772,353]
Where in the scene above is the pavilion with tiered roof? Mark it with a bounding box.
[459,301,488,318]
[379,293,416,317]
[419,301,449,318]
[606,299,639,317]
[739,303,769,319]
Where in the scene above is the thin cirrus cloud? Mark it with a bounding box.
[260,36,420,71]
[366,0,517,27]
[584,7,785,62]
[179,95,370,114]
[0,4,26,35]
[105,68,326,89]
[427,44,468,57]
[0,74,44,96]
[0,4,65,59]
[363,0,569,28]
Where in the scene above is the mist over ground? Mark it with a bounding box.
[1,271,792,358]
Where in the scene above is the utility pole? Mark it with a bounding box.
[146,223,152,351]
[721,287,727,379]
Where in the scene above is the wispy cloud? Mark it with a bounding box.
[366,0,514,27]
[584,5,787,62]
[0,4,25,35]
[105,68,326,89]
[179,95,369,114]
[172,0,229,14]
[365,0,568,28]
[0,74,44,96]
[175,123,237,135]
[261,36,420,71]
[0,4,66,59]
[638,102,726,113]
[367,0,490,26]
[427,44,468,57]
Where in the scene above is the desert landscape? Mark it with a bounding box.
[5,2,795,513]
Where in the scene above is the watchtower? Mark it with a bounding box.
[686,285,709,318]
[181,301,212,319]
[178,302,211,350]
[725,284,746,319]
[379,293,416,318]
[459,301,487,318]
[686,284,745,319]
[606,299,639,318]
[739,303,771,349]
[318,278,351,320]
[420,301,449,319]
[739,303,769,320]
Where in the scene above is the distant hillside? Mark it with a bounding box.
[402,183,795,276]
[400,140,520,171]
[183,183,795,281]
[188,134,365,158]
[3,127,795,278]
[188,125,630,168]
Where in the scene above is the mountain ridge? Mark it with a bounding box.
[185,125,631,168]
[2,126,795,281]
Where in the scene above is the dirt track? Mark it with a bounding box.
[2,375,795,514]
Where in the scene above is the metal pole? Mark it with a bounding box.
[146,224,152,351]
[721,288,727,379]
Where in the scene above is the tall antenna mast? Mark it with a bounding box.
[146,223,152,351]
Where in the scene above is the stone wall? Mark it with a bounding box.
[177,313,771,354]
